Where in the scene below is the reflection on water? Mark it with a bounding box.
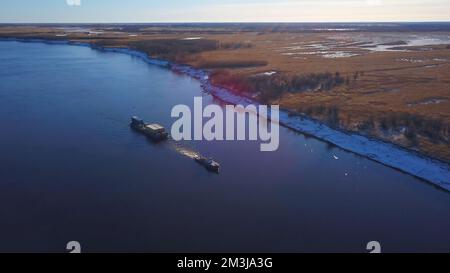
[339,33,450,51]
[279,33,450,59]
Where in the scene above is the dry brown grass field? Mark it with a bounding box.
[1,25,449,162]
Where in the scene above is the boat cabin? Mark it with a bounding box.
[131,116,145,126]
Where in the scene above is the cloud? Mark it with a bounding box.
[66,0,81,6]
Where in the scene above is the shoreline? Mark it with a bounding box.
[1,37,450,191]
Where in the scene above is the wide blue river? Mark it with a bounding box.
[0,41,449,253]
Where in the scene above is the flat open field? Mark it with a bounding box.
[1,23,449,162]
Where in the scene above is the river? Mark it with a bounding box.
[0,41,449,253]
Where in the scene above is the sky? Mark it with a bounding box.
[0,0,449,23]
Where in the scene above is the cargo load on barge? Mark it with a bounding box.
[130,116,169,142]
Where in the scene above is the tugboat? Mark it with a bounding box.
[194,155,220,173]
[130,116,169,142]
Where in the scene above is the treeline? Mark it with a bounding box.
[297,105,449,148]
[94,39,254,63]
[219,42,253,50]
[297,105,341,127]
[129,39,219,61]
[356,112,449,144]
[241,72,345,100]
[95,38,220,62]
[197,60,268,69]
[211,71,346,102]
[377,113,449,145]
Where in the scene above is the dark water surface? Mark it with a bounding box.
[0,41,449,253]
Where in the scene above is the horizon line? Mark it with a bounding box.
[2,21,450,25]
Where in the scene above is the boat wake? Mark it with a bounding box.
[171,142,200,160]
[169,140,220,173]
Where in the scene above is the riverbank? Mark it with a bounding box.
[2,37,449,191]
